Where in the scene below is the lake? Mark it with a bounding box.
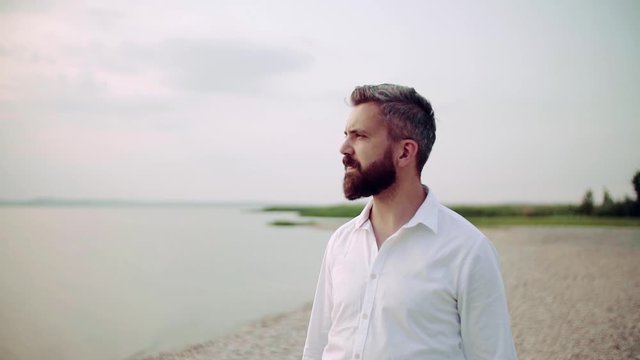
[0,205,334,360]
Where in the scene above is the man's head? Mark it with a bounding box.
[341,84,436,200]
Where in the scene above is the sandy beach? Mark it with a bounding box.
[137,226,640,360]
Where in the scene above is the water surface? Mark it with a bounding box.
[0,206,332,360]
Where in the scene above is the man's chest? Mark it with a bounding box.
[329,231,461,323]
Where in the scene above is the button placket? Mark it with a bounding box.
[351,249,386,360]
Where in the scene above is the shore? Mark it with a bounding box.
[137,226,640,360]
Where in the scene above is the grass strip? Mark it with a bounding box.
[264,205,640,227]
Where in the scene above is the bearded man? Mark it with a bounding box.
[302,84,517,360]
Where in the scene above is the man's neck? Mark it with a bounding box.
[369,178,427,249]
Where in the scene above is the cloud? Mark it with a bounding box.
[132,38,313,93]
[0,71,173,120]
[0,0,54,13]
[47,38,313,95]
[1,36,313,121]
[85,7,125,29]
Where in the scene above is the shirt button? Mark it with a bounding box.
[362,313,368,320]
[354,354,361,359]
[370,274,377,279]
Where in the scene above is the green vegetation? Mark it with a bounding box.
[266,204,640,227]
[577,170,640,217]
[450,204,576,218]
[264,204,366,218]
[466,216,640,228]
[266,203,578,219]
[265,170,640,228]
[269,219,316,227]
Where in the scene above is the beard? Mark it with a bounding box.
[342,147,397,200]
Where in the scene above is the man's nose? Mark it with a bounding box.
[340,138,353,155]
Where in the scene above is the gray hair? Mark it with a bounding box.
[350,84,436,174]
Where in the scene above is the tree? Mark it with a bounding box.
[601,188,614,207]
[596,187,618,216]
[577,189,594,215]
[633,171,640,203]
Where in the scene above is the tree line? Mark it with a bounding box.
[577,171,640,217]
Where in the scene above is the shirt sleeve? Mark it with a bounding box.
[302,242,334,360]
[458,238,518,360]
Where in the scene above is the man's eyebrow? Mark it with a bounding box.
[344,129,368,136]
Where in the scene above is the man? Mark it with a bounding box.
[302,84,517,359]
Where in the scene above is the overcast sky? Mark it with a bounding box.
[1,0,638,204]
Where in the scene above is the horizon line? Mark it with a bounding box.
[0,197,579,208]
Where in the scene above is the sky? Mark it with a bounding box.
[1,0,639,205]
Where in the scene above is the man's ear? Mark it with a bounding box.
[397,139,418,167]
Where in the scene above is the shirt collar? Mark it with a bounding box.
[354,186,439,234]
[354,201,374,229]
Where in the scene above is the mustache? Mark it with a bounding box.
[342,155,360,169]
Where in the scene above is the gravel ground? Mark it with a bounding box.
[138,226,640,360]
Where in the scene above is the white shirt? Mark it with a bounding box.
[302,190,517,360]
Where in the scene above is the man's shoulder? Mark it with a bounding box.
[329,216,360,241]
[437,203,488,245]
[323,216,361,254]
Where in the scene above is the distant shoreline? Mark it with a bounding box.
[0,199,260,208]
[265,204,640,228]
